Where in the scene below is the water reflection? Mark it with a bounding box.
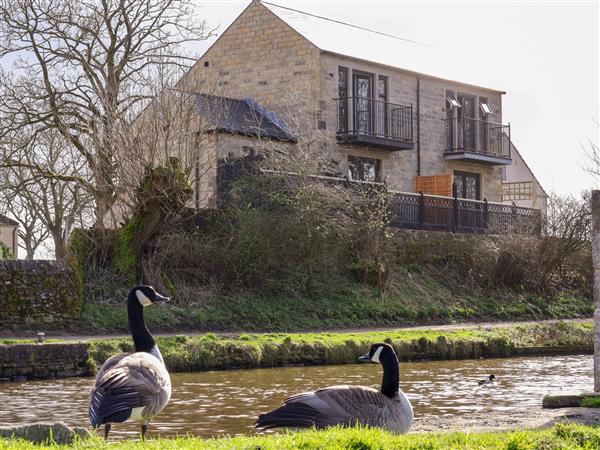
[0,354,591,438]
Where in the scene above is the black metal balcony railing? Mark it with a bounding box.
[336,97,413,145]
[389,191,541,235]
[444,117,511,159]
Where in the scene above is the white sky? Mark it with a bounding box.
[192,0,600,196]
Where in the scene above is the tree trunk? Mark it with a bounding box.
[592,190,600,391]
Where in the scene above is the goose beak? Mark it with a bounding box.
[154,293,171,303]
[358,353,371,362]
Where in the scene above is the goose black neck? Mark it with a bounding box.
[127,294,155,353]
[380,351,400,398]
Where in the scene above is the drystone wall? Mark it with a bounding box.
[0,343,91,381]
[0,260,83,330]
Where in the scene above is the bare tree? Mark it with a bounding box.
[1,130,93,259]
[0,177,48,259]
[0,0,215,227]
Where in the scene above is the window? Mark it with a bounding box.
[480,100,493,115]
[479,97,489,151]
[453,171,481,200]
[338,67,348,132]
[446,90,458,149]
[502,182,532,201]
[348,155,381,182]
[353,72,373,134]
[446,91,461,108]
[376,76,388,136]
[458,94,476,150]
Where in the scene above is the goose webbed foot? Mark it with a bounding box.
[104,423,111,440]
[141,424,148,440]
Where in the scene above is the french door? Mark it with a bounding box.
[458,94,476,150]
[353,73,373,135]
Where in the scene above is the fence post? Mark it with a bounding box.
[418,191,425,227]
[593,191,600,391]
[511,201,518,233]
[483,198,489,231]
[452,183,459,233]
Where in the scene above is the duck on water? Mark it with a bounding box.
[256,343,413,434]
[89,286,171,439]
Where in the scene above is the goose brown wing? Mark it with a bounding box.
[89,353,170,427]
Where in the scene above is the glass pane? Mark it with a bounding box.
[348,156,381,182]
[355,77,371,134]
[465,175,478,200]
[338,68,348,132]
[454,177,464,198]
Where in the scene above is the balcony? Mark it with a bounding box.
[444,118,511,165]
[335,97,414,151]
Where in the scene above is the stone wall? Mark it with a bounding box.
[0,343,91,381]
[0,260,83,330]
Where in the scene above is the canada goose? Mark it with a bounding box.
[255,343,413,434]
[89,286,171,440]
[478,374,496,385]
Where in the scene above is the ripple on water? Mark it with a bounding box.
[0,354,592,439]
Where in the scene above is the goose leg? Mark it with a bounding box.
[104,424,111,440]
[141,424,148,440]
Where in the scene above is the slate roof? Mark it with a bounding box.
[0,214,18,226]
[194,94,297,142]
[260,1,505,93]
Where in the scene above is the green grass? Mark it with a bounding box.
[2,321,592,372]
[78,321,592,372]
[581,396,600,408]
[76,278,592,334]
[2,424,600,449]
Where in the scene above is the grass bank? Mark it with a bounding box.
[82,321,592,372]
[2,424,600,449]
[77,277,592,334]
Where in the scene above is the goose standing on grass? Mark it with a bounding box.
[89,286,171,440]
[256,343,413,433]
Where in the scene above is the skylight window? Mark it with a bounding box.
[480,102,493,115]
[446,95,461,108]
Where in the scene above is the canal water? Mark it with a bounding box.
[0,354,592,439]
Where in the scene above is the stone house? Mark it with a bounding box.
[170,0,545,212]
[0,214,18,258]
[501,141,549,216]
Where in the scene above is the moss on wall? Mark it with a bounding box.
[0,260,84,330]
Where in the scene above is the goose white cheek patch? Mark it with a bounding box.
[371,346,383,363]
[136,290,152,307]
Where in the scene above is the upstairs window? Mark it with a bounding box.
[338,67,349,133]
[480,100,494,115]
[446,91,461,108]
[348,155,381,182]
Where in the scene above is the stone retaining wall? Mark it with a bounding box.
[0,343,92,381]
[0,260,83,330]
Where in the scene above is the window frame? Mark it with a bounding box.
[348,155,382,183]
[453,170,481,200]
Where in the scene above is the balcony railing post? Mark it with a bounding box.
[483,198,489,231]
[418,191,425,227]
[452,183,459,232]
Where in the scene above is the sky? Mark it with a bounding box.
[191,0,600,196]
